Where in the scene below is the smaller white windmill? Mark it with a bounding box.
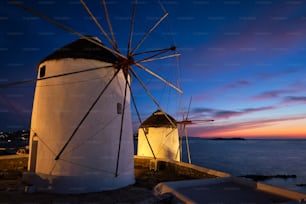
[177,97,214,164]
[137,109,180,161]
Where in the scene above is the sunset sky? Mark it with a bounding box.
[1,1,306,138]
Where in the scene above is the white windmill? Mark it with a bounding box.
[137,109,180,161]
[11,0,182,193]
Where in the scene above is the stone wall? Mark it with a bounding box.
[0,155,28,172]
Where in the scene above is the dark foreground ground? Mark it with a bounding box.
[0,155,214,203]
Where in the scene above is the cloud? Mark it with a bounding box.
[213,110,241,119]
[288,80,306,90]
[251,81,306,101]
[189,115,306,137]
[243,106,275,112]
[283,96,306,104]
[256,68,300,80]
[252,90,291,100]
[192,107,215,114]
[214,106,275,119]
[221,80,250,90]
[187,107,216,119]
[190,106,275,120]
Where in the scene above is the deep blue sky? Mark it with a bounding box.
[1,0,306,137]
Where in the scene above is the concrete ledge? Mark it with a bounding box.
[230,177,306,201]
[154,177,306,203]
[256,181,306,201]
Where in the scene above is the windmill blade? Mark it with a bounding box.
[131,12,168,54]
[54,69,121,160]
[128,0,137,55]
[115,73,129,177]
[177,119,214,125]
[186,96,192,120]
[10,0,125,59]
[137,53,181,63]
[102,0,118,51]
[135,46,179,63]
[128,80,156,159]
[134,62,183,94]
[136,47,172,62]
[0,65,114,89]
[133,46,176,56]
[191,119,214,122]
[0,79,36,88]
[80,0,115,49]
[129,67,176,128]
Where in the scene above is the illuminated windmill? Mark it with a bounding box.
[137,109,180,161]
[11,0,182,194]
[177,97,214,163]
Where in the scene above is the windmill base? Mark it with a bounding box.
[22,171,135,194]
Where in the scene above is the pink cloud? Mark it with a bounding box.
[252,90,292,100]
[256,68,300,80]
[189,106,275,120]
[221,80,250,91]
[189,114,306,137]
[283,96,306,104]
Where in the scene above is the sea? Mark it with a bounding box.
[180,138,306,194]
[2,137,306,194]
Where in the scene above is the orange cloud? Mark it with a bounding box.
[194,116,306,138]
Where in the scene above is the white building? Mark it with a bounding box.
[137,110,180,161]
[24,37,135,193]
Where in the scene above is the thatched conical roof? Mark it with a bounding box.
[39,37,118,65]
[139,110,177,128]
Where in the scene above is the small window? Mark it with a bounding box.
[117,103,122,114]
[39,65,46,78]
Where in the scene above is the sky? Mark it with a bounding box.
[0,0,306,138]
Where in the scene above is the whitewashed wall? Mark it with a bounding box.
[27,58,134,193]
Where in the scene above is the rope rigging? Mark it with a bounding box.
[54,68,121,161]
[115,71,129,177]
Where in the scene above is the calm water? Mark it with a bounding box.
[181,138,306,194]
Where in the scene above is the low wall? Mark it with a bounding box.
[134,156,230,178]
[0,155,230,179]
[0,155,28,172]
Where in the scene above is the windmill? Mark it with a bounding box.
[137,109,180,161]
[177,97,214,163]
[7,0,182,193]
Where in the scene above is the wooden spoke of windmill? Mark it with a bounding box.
[10,0,182,96]
[177,119,214,125]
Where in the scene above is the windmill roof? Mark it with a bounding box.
[139,110,177,128]
[39,37,118,65]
